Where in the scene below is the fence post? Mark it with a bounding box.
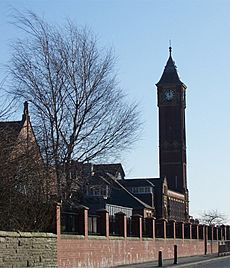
[77,205,89,239]
[196,223,199,239]
[56,204,61,239]
[204,225,208,255]
[211,225,214,254]
[181,222,185,240]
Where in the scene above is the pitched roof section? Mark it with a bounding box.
[93,163,125,179]
[83,171,154,211]
[0,121,22,141]
[0,102,31,156]
[156,47,183,86]
[119,178,153,193]
[119,177,163,191]
[107,174,153,209]
[0,121,23,155]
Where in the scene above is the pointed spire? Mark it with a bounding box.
[156,46,183,86]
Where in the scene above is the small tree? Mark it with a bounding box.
[200,209,227,225]
[8,11,141,200]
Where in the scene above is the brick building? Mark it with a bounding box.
[78,47,189,222]
[0,102,53,231]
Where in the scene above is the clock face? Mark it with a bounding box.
[164,89,175,101]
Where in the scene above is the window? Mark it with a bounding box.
[130,186,153,194]
[86,185,109,197]
[106,204,133,217]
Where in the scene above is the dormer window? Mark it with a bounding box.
[86,185,109,197]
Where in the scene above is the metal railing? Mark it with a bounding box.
[142,218,148,237]
[109,215,120,236]
[218,240,230,256]
[61,211,79,234]
[88,215,99,235]
[61,211,99,235]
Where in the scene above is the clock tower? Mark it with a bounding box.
[156,47,189,215]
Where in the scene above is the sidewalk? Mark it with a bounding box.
[115,254,226,267]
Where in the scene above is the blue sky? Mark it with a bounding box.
[0,0,229,221]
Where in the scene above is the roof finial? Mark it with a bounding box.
[169,40,172,56]
[24,101,28,116]
[22,101,30,122]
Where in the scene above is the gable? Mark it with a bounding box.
[0,121,22,155]
[93,163,125,179]
[0,102,42,165]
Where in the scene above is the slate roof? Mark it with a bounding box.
[83,171,154,214]
[0,121,22,140]
[156,48,184,86]
[119,177,165,218]
[119,177,164,193]
[0,121,23,156]
[147,178,165,191]
[0,102,31,158]
[93,163,125,178]
[106,174,153,209]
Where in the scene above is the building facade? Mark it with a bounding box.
[74,48,190,222]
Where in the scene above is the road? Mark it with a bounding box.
[116,255,230,268]
[183,255,230,268]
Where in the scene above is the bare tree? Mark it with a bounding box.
[8,11,141,199]
[0,78,15,120]
[200,209,227,225]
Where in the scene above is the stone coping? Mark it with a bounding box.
[109,236,125,240]
[58,234,221,242]
[0,230,57,238]
[88,235,107,240]
[126,237,140,241]
[61,234,85,240]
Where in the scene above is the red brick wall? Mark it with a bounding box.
[56,206,220,268]
[57,236,218,268]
